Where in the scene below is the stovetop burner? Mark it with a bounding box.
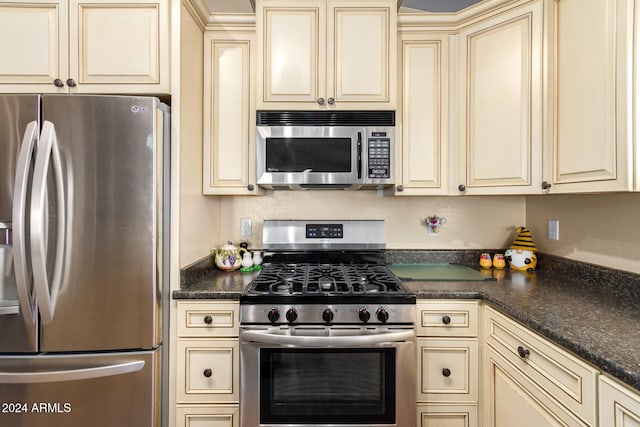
[248,262,405,296]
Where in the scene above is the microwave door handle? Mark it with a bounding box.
[241,330,415,347]
[357,132,362,179]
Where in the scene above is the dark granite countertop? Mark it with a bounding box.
[174,251,640,392]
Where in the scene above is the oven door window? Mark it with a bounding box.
[260,348,396,424]
[265,137,352,173]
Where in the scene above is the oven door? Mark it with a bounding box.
[256,126,363,188]
[240,326,416,427]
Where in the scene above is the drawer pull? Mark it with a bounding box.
[442,368,451,377]
[517,346,530,358]
[442,315,451,325]
[203,368,213,378]
[204,315,213,325]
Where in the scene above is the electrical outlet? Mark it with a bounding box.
[240,218,252,237]
[547,219,559,240]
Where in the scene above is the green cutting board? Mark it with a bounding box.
[388,264,487,281]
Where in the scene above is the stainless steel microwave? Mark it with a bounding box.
[256,111,395,190]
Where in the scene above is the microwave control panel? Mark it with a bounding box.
[367,135,391,179]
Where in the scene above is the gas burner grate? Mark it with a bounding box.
[248,263,403,296]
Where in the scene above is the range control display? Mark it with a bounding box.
[306,224,344,239]
[367,138,390,178]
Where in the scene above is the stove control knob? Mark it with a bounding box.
[376,308,389,323]
[358,308,371,323]
[322,308,334,323]
[285,308,298,323]
[267,308,280,323]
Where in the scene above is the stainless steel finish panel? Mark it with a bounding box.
[256,125,394,190]
[0,349,160,427]
[262,219,386,251]
[240,326,415,427]
[0,95,40,221]
[41,95,162,352]
[0,95,40,353]
[241,304,416,324]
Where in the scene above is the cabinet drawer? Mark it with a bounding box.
[417,300,479,337]
[599,375,640,427]
[177,301,239,337]
[417,338,478,403]
[417,404,478,427]
[176,405,239,427]
[484,306,598,425]
[177,339,239,403]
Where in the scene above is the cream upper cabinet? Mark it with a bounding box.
[203,27,260,195]
[455,0,543,195]
[0,0,169,93]
[395,31,449,195]
[545,0,633,193]
[256,0,396,110]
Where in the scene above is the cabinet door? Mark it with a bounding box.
[327,0,396,107]
[456,1,543,195]
[256,0,325,107]
[69,0,169,93]
[599,376,640,427]
[176,405,239,427]
[484,346,588,427]
[0,0,67,92]
[418,404,477,427]
[546,0,633,192]
[203,30,259,195]
[396,32,448,195]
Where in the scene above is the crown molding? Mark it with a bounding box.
[398,0,525,29]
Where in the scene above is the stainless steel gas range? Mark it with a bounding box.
[240,220,416,427]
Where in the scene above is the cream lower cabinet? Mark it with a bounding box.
[455,0,543,195]
[600,375,640,427]
[203,27,260,195]
[417,300,479,426]
[395,30,449,195]
[255,0,396,110]
[483,306,598,426]
[0,0,169,93]
[545,0,634,193]
[176,301,240,427]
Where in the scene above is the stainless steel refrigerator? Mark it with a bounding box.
[0,95,169,426]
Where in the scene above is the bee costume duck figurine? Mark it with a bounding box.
[504,227,537,271]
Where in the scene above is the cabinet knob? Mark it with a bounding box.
[541,181,552,190]
[53,79,64,88]
[317,97,325,105]
[204,315,213,325]
[396,185,404,192]
[66,79,77,88]
[458,184,466,192]
[442,368,451,377]
[247,184,255,191]
[203,368,212,378]
[517,346,530,358]
[327,97,335,105]
[442,315,451,325]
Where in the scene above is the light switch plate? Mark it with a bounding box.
[547,219,559,240]
[240,218,252,236]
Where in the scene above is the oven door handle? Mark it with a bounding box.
[240,330,415,347]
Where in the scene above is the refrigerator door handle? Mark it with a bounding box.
[11,121,39,325]
[0,360,145,384]
[31,120,66,325]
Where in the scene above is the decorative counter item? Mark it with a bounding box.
[479,252,493,269]
[212,241,246,271]
[505,227,537,271]
[426,215,447,235]
[492,253,506,269]
[252,251,263,266]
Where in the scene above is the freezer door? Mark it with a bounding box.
[0,349,160,427]
[40,95,163,352]
[0,95,41,353]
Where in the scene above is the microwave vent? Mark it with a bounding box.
[256,110,395,127]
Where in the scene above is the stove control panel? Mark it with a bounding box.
[242,304,415,325]
[305,224,343,239]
